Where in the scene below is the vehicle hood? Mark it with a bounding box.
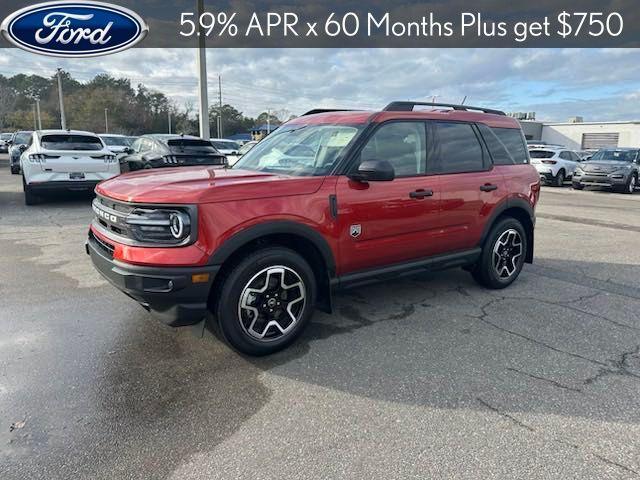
[581,161,633,172]
[95,166,325,204]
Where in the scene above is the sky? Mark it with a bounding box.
[1,48,638,122]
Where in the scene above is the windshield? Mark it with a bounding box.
[529,150,556,159]
[101,136,131,147]
[14,132,32,144]
[234,124,362,176]
[167,138,219,154]
[1,133,12,140]
[590,149,638,162]
[211,140,240,151]
[41,134,103,151]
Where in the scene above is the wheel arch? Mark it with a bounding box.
[480,199,535,264]
[208,221,335,314]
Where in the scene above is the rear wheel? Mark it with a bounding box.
[214,247,316,356]
[471,217,527,289]
[10,165,19,175]
[23,177,39,206]
[554,169,565,187]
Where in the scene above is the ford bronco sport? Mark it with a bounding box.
[87,101,540,356]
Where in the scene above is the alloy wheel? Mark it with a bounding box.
[630,175,636,193]
[237,266,306,341]
[492,229,523,279]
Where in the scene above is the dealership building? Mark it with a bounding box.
[517,116,640,150]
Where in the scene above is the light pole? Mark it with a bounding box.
[104,108,109,133]
[35,99,42,130]
[196,0,210,139]
[56,68,67,130]
[168,110,172,134]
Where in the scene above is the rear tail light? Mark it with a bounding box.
[541,160,557,164]
[29,154,46,163]
[162,155,178,164]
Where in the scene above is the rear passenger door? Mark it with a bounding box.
[429,121,506,253]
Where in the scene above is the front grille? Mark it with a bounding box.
[92,195,136,241]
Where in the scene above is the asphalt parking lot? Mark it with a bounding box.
[1,154,640,480]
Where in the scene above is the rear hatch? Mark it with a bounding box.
[167,138,226,166]
[39,134,112,173]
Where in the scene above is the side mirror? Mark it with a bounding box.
[18,144,27,152]
[7,140,12,145]
[349,160,395,182]
[124,147,134,155]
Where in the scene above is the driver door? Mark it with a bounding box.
[336,121,442,275]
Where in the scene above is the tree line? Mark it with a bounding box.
[0,71,289,136]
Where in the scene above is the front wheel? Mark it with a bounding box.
[622,174,637,194]
[214,247,316,356]
[471,217,527,289]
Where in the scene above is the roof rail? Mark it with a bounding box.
[383,101,505,116]
[302,109,355,116]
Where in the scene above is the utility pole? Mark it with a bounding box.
[168,110,172,134]
[218,75,223,138]
[56,68,67,130]
[35,99,42,130]
[196,0,210,139]
[104,108,109,133]
[32,104,37,131]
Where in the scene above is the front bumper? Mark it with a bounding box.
[86,231,219,327]
[572,173,628,187]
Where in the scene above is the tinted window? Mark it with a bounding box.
[211,140,240,151]
[359,122,426,177]
[101,136,130,146]
[167,139,218,154]
[529,150,556,159]
[41,135,103,151]
[559,151,572,160]
[430,122,483,174]
[492,127,529,164]
[477,124,513,165]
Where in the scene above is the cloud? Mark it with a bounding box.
[2,47,639,121]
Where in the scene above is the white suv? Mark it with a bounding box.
[21,130,120,205]
[528,147,582,187]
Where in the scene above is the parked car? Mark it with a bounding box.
[99,134,137,154]
[576,149,597,160]
[21,130,119,205]
[572,148,639,194]
[0,132,12,153]
[529,147,582,186]
[8,130,33,174]
[210,138,242,164]
[119,134,227,172]
[237,140,258,158]
[86,101,539,356]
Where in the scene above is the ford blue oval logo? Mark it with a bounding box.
[1,1,148,57]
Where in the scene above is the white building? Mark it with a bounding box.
[519,120,640,150]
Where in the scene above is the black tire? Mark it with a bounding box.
[572,183,584,190]
[622,174,637,195]
[10,165,19,175]
[554,169,565,187]
[214,247,316,356]
[471,217,527,289]
[23,177,38,206]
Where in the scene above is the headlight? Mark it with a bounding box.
[574,166,583,175]
[125,207,194,244]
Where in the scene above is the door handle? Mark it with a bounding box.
[409,189,434,199]
[479,184,498,192]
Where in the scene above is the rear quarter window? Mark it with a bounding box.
[491,127,529,164]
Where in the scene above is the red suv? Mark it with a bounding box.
[87,102,540,355]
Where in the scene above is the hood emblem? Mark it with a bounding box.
[350,224,362,238]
